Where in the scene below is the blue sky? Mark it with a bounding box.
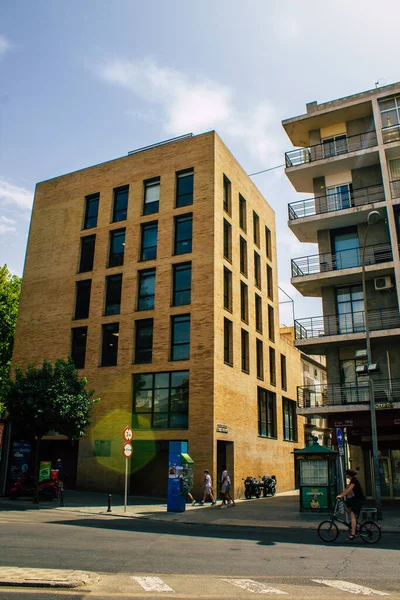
[1,0,399,323]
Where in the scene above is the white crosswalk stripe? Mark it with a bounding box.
[222,578,288,594]
[312,579,390,596]
[131,576,174,592]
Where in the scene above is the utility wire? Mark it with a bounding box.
[248,163,285,177]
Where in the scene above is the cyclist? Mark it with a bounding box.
[337,468,365,540]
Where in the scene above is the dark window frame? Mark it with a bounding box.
[79,235,96,273]
[83,193,99,230]
[108,228,126,268]
[254,251,261,289]
[258,387,277,438]
[239,194,247,232]
[223,174,231,214]
[140,221,158,261]
[176,169,194,208]
[224,318,233,366]
[269,346,276,386]
[143,178,160,216]
[172,262,192,307]
[268,304,275,341]
[134,318,154,364]
[174,213,193,255]
[137,268,156,311]
[101,322,119,367]
[256,338,264,380]
[71,326,87,369]
[74,279,91,320]
[255,293,263,333]
[240,281,249,323]
[170,314,191,361]
[267,265,273,300]
[283,397,298,442]
[112,185,129,223]
[281,354,287,391]
[223,267,232,312]
[223,219,232,262]
[105,273,123,316]
[253,211,260,247]
[265,227,272,260]
[240,236,248,276]
[241,328,250,374]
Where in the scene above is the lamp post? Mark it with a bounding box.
[360,210,382,518]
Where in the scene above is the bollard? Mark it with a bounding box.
[59,482,64,507]
[107,494,112,512]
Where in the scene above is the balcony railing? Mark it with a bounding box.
[288,183,385,220]
[291,242,393,278]
[297,379,400,409]
[285,130,378,168]
[382,125,400,144]
[294,307,400,340]
[390,179,400,199]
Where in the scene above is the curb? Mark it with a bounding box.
[0,569,100,589]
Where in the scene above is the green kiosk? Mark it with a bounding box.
[294,441,337,512]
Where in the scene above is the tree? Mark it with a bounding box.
[0,265,21,411]
[5,358,100,502]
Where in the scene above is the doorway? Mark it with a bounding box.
[365,449,400,499]
[216,441,234,493]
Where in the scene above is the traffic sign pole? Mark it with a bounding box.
[122,429,134,514]
[336,428,345,492]
[124,456,128,514]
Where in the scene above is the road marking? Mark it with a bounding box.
[312,579,390,596]
[222,578,288,594]
[131,576,174,592]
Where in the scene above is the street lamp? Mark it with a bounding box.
[360,210,382,518]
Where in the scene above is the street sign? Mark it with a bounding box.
[336,428,344,447]
[123,442,133,458]
[123,426,133,442]
[339,446,344,456]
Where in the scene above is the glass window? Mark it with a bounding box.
[258,387,276,438]
[176,170,194,208]
[71,327,87,369]
[112,186,129,222]
[267,265,273,300]
[300,460,328,486]
[174,214,192,255]
[241,329,249,373]
[331,227,360,269]
[138,269,156,311]
[74,279,91,320]
[269,346,276,385]
[379,96,400,141]
[224,318,233,366]
[108,229,125,268]
[265,227,272,260]
[141,222,158,261]
[239,194,247,231]
[240,281,248,323]
[254,251,261,288]
[283,397,297,441]
[83,193,99,229]
[336,284,364,334]
[268,305,275,341]
[322,134,348,158]
[253,211,260,247]
[172,263,192,306]
[79,235,95,273]
[101,323,119,367]
[255,294,263,333]
[105,274,122,315]
[133,371,189,429]
[256,338,264,380]
[171,315,191,361]
[143,179,160,215]
[240,236,247,276]
[281,354,287,391]
[224,267,232,311]
[223,219,232,261]
[223,174,231,213]
[134,319,153,364]
[326,184,352,212]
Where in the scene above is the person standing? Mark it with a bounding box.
[220,467,228,507]
[337,469,365,540]
[199,470,216,505]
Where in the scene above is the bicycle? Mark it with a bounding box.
[317,499,381,544]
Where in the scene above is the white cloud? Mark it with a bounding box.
[0,34,11,59]
[0,177,33,211]
[0,215,16,235]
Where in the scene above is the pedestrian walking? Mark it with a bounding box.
[199,470,216,505]
[220,467,235,507]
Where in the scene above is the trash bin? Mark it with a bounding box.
[360,507,378,522]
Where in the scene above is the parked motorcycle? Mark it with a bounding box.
[262,474,277,497]
[9,473,58,500]
[243,476,261,499]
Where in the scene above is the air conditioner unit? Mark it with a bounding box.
[374,276,393,291]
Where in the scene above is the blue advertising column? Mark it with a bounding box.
[167,441,187,512]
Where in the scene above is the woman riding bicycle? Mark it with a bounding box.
[337,469,365,540]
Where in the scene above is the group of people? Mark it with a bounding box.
[187,467,235,507]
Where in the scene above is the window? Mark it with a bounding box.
[105,274,122,315]
[174,214,192,255]
[269,347,276,386]
[283,397,297,442]
[241,329,249,374]
[240,236,248,276]
[254,251,261,288]
[133,371,189,429]
[140,222,158,261]
[138,269,156,311]
[258,387,276,438]
[240,281,248,323]
[101,323,119,366]
[176,170,194,208]
[223,174,231,213]
[74,280,91,320]
[265,227,272,260]
[253,211,260,247]
[322,134,348,158]
[71,327,87,369]
[239,194,247,231]
[255,294,263,333]
[331,227,360,270]
[267,265,273,300]
[93,440,111,457]
[223,219,232,261]
[336,284,364,334]
[224,318,233,366]
[379,96,400,143]
[83,193,99,229]
[134,319,153,364]
[224,267,232,311]
[79,235,95,273]
[256,339,264,380]
[171,315,191,361]
[108,228,125,268]
[172,263,192,306]
[326,184,352,212]
[143,179,160,215]
[268,305,275,341]
[112,186,129,222]
[281,354,287,391]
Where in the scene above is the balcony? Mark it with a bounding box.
[297,379,400,411]
[390,179,400,200]
[382,125,400,144]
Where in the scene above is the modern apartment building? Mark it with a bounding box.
[283,82,400,500]
[11,131,304,498]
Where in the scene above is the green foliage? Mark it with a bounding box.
[0,265,22,408]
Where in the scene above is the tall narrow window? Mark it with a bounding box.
[281,354,287,391]
[223,267,232,311]
[223,219,232,261]
[223,174,231,214]
[241,329,250,374]
[174,214,193,255]
[74,279,91,320]
[83,193,99,229]
[255,294,263,333]
[256,339,264,380]
[71,327,87,369]
[267,265,273,300]
[105,274,122,315]
[268,305,275,341]
[172,263,192,306]
[176,170,194,208]
[112,186,129,222]
[224,318,233,366]
[265,227,272,260]
[79,235,95,273]
[336,284,364,334]
[143,179,160,215]
[240,236,248,276]
[258,388,276,438]
[140,222,158,261]
[253,211,260,247]
[101,323,119,367]
[240,281,249,323]
[138,269,156,311]
[239,194,247,232]
[134,319,154,364]
[108,228,125,267]
[171,315,191,361]
[254,251,261,289]
[283,398,297,442]
[269,346,276,386]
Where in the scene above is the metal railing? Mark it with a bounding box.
[291,242,393,277]
[382,125,400,144]
[285,130,378,168]
[294,307,400,340]
[390,179,400,200]
[288,183,385,220]
[297,379,400,408]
